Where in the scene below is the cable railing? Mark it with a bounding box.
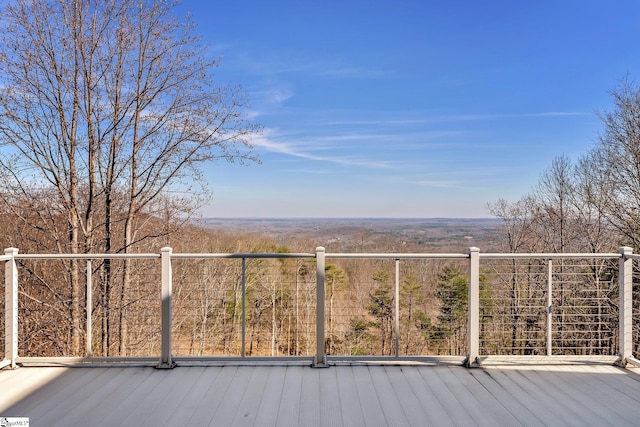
[2,246,638,369]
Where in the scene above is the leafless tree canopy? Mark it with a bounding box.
[490,79,640,253]
[0,0,259,354]
[0,0,258,240]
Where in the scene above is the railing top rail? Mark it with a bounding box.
[326,253,469,259]
[171,253,316,259]
[479,252,622,260]
[3,252,629,261]
[15,253,160,260]
[0,252,640,261]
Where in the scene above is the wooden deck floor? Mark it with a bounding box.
[2,362,640,426]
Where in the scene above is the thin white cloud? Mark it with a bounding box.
[248,82,295,118]
[434,112,590,121]
[327,111,589,126]
[250,130,394,169]
[283,169,333,175]
[254,85,294,106]
[222,41,387,82]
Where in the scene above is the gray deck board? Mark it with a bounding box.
[577,364,640,419]
[18,367,117,422]
[318,365,344,427]
[430,366,482,426]
[51,367,137,427]
[295,366,318,426]
[448,366,521,426]
[515,367,606,426]
[336,365,366,426]
[129,367,209,427]
[162,366,212,426]
[209,366,253,424]
[189,365,239,425]
[467,368,544,426]
[352,366,388,426]
[479,366,565,426]
[0,366,62,411]
[2,363,640,426]
[535,365,632,426]
[254,366,287,427]
[91,366,169,426]
[592,365,640,396]
[384,366,429,426]
[404,366,452,425]
[437,366,496,426]
[276,366,304,427]
[369,363,410,426]
[229,364,271,426]
[499,367,586,426]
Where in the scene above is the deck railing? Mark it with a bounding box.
[2,246,639,369]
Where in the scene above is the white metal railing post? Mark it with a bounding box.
[4,248,18,369]
[395,258,400,357]
[466,247,480,367]
[158,247,175,369]
[546,259,553,356]
[86,259,93,357]
[241,257,246,357]
[313,247,328,367]
[618,246,633,367]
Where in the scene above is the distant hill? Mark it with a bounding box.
[201,218,503,252]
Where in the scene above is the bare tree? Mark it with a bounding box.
[489,149,623,355]
[572,153,617,253]
[488,197,537,253]
[0,0,258,355]
[583,79,640,248]
[532,155,577,253]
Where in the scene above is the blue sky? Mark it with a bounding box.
[180,0,640,218]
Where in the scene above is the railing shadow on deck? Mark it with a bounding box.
[2,246,639,370]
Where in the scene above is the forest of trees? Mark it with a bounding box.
[0,0,258,356]
[0,218,627,359]
[0,1,639,360]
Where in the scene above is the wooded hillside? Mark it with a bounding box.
[1,215,629,359]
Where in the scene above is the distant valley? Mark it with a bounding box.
[201,218,503,252]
